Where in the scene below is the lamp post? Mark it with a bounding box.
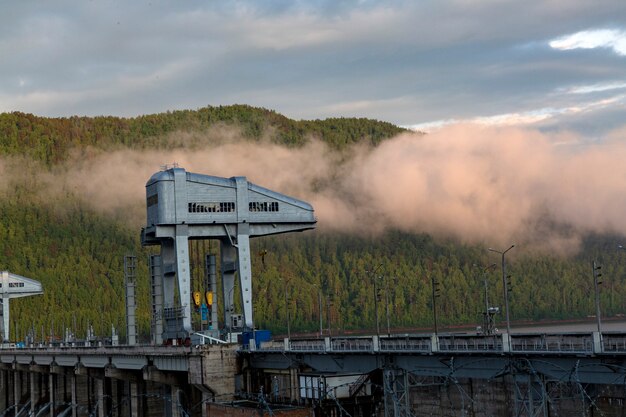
[488,245,515,335]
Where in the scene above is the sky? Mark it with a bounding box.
[2,0,626,138]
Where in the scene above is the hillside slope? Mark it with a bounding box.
[0,106,623,341]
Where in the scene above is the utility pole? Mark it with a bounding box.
[431,275,440,336]
[474,263,497,335]
[374,276,380,338]
[385,276,391,337]
[489,245,515,336]
[327,299,332,337]
[368,264,384,338]
[318,291,323,338]
[284,285,291,341]
[592,260,603,335]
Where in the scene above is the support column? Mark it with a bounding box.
[170,386,181,417]
[290,368,299,403]
[236,232,253,330]
[86,372,112,417]
[13,370,22,413]
[106,366,144,417]
[115,380,125,417]
[49,373,56,417]
[150,255,164,345]
[201,391,211,417]
[96,379,106,417]
[31,371,42,416]
[0,370,7,413]
[220,241,237,334]
[71,374,78,417]
[75,366,101,417]
[129,381,145,417]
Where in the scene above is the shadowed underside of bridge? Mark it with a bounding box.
[242,334,626,417]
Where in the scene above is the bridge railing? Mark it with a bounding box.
[250,331,626,356]
[510,333,593,354]
[438,334,503,352]
[331,337,374,352]
[602,333,626,353]
[379,336,432,352]
[288,339,326,352]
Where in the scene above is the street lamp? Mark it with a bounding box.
[488,244,515,335]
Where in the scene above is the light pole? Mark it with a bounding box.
[488,244,515,335]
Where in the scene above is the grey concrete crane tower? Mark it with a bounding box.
[141,167,316,340]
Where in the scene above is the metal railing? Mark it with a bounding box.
[250,331,626,355]
[379,337,431,352]
[438,335,503,352]
[510,333,593,353]
[602,333,626,352]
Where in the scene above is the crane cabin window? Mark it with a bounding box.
[249,201,279,212]
[188,202,236,213]
[147,194,158,207]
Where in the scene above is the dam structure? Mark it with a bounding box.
[2,167,626,417]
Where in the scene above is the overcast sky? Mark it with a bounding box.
[2,0,626,137]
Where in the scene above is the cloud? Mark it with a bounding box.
[6,124,626,257]
[549,29,626,56]
[1,1,626,136]
[562,81,626,94]
[406,90,626,132]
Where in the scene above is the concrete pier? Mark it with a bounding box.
[0,343,239,417]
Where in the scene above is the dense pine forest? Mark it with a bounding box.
[1,106,625,342]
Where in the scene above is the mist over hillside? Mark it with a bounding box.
[1,105,625,340]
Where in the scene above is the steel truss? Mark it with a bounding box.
[379,357,626,417]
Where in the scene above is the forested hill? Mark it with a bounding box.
[0,105,405,164]
[1,106,624,342]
